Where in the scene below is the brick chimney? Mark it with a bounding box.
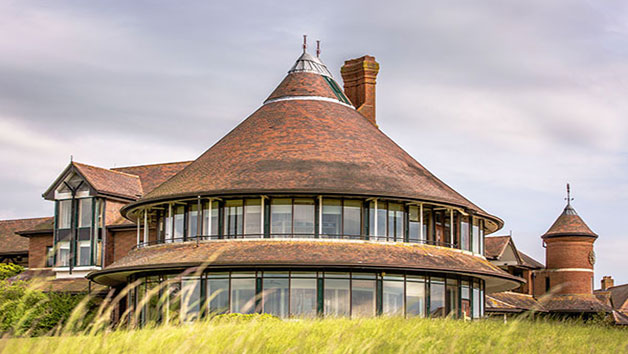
[601,276,614,290]
[341,55,380,126]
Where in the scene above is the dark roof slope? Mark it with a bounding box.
[539,294,612,313]
[112,161,192,195]
[543,204,597,238]
[484,236,510,260]
[73,162,143,199]
[129,61,500,228]
[0,217,52,253]
[486,291,545,312]
[517,250,544,269]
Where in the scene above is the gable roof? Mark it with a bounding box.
[43,162,143,201]
[517,250,544,269]
[123,52,503,231]
[112,161,192,195]
[596,283,628,311]
[543,204,597,239]
[484,236,511,260]
[0,217,52,254]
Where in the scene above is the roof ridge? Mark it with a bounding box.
[0,216,53,223]
[73,161,141,180]
[111,160,194,170]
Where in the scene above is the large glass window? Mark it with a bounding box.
[187,204,199,239]
[472,218,480,254]
[263,274,289,317]
[57,241,70,267]
[165,206,173,242]
[343,200,362,237]
[77,240,91,266]
[45,246,55,267]
[58,200,72,229]
[293,199,315,235]
[207,274,229,315]
[429,277,445,318]
[164,277,181,323]
[78,198,92,228]
[408,206,420,243]
[445,278,459,318]
[351,274,376,317]
[472,281,480,319]
[244,199,262,236]
[406,276,425,317]
[461,280,471,319]
[181,277,201,322]
[322,199,342,237]
[377,202,387,240]
[460,217,470,251]
[231,275,256,314]
[388,203,404,242]
[202,201,219,237]
[224,200,243,237]
[423,207,432,243]
[173,205,185,242]
[383,277,404,315]
[324,277,350,316]
[271,199,292,236]
[290,274,317,317]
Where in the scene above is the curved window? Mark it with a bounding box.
[136,196,488,255]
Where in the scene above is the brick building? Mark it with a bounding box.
[0,42,622,323]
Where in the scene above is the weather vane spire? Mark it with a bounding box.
[565,183,573,206]
[316,40,321,57]
[302,34,307,53]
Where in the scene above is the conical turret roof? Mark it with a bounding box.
[127,51,502,230]
[542,203,597,239]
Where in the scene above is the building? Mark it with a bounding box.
[1,44,524,322]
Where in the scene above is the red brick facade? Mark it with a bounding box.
[28,233,53,268]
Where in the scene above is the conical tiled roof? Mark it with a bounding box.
[127,51,501,229]
[542,204,597,239]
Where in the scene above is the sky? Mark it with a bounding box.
[1,1,627,286]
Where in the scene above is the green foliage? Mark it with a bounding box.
[1,317,626,353]
[0,263,24,280]
[0,280,94,336]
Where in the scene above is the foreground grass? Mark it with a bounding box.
[1,317,626,354]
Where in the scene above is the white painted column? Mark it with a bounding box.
[419,203,424,242]
[318,195,323,236]
[136,214,140,246]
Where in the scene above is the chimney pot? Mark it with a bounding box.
[601,275,614,290]
[341,55,380,126]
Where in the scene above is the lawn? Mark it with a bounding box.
[1,316,626,354]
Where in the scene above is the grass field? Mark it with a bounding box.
[1,316,626,354]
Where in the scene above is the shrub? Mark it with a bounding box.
[0,263,24,280]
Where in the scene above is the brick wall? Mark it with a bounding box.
[545,237,594,270]
[28,233,53,268]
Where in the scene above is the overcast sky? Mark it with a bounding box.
[1,1,627,286]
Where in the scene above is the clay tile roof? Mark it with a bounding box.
[112,161,192,195]
[539,294,612,313]
[266,72,339,101]
[543,204,597,239]
[595,284,628,311]
[0,217,52,253]
[517,250,544,269]
[128,53,501,229]
[486,291,546,312]
[89,240,522,292]
[484,236,511,260]
[73,162,143,199]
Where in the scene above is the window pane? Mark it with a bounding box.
[57,241,70,267]
[202,201,220,237]
[408,206,420,243]
[245,199,262,236]
[187,204,199,239]
[207,278,229,315]
[165,278,181,323]
[406,281,425,317]
[446,279,459,318]
[461,280,471,319]
[173,205,185,241]
[430,278,445,318]
[58,200,72,229]
[383,280,404,315]
[377,202,387,239]
[78,199,92,228]
[293,199,315,235]
[343,200,362,237]
[351,279,375,317]
[263,278,289,317]
[388,203,403,241]
[472,219,480,253]
[368,201,376,237]
[231,278,256,314]
[290,278,317,317]
[322,199,342,237]
[77,241,91,266]
[165,207,173,242]
[472,282,480,319]
[460,217,470,251]
[271,199,292,236]
[324,278,349,316]
[181,277,201,322]
[224,200,243,237]
[46,247,55,267]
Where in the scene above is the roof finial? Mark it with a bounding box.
[565,183,573,206]
[302,34,307,53]
[316,40,321,57]
[70,154,73,162]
